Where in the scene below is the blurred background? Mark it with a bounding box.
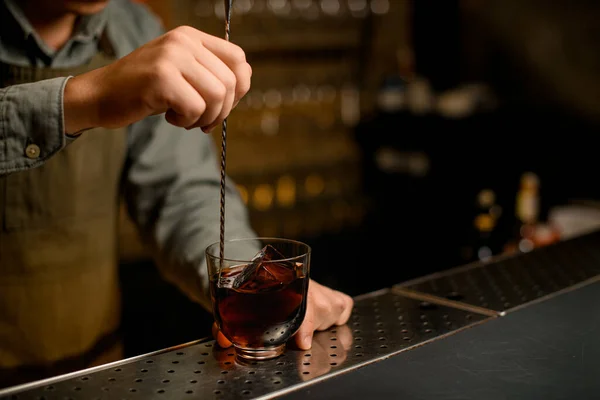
[120,0,600,356]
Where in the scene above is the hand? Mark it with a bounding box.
[64,25,252,134]
[212,279,354,350]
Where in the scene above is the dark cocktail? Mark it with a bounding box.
[206,238,311,360]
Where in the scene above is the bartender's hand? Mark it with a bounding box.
[213,279,354,350]
[63,25,251,134]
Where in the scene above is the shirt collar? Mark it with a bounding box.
[3,0,108,58]
[71,10,109,44]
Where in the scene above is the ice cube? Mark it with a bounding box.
[232,245,296,291]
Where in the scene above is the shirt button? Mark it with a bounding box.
[25,144,40,159]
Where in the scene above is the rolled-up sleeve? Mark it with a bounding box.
[0,77,71,175]
[124,116,259,310]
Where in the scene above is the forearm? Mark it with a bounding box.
[63,73,101,135]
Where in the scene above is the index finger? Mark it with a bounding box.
[177,27,251,100]
[175,27,247,70]
[196,29,247,65]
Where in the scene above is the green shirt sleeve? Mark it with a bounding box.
[0,77,71,175]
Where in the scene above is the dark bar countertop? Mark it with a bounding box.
[283,279,600,400]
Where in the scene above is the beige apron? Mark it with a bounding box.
[0,35,127,387]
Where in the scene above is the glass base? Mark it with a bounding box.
[234,344,286,361]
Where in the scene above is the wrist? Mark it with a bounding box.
[63,73,101,135]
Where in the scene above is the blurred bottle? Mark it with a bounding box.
[463,188,502,263]
[376,75,406,114]
[405,76,434,116]
[504,172,540,254]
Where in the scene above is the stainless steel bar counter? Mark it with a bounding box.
[2,230,600,400]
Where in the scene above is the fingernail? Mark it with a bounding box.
[217,332,232,348]
[202,121,221,133]
[300,334,313,350]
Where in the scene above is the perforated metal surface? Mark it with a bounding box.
[395,230,600,313]
[0,290,489,400]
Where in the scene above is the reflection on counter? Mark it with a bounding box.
[211,323,354,381]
